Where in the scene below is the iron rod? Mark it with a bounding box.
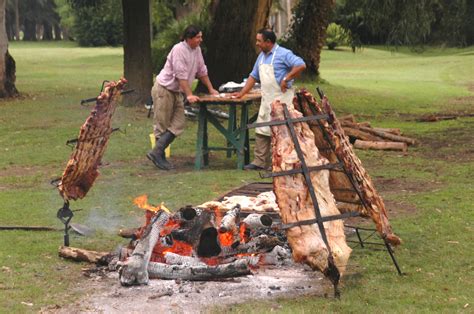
[259,162,343,178]
[247,114,328,129]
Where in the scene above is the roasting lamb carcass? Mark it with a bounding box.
[58,78,127,201]
[295,89,400,245]
[270,100,351,286]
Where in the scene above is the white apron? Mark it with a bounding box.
[256,46,295,136]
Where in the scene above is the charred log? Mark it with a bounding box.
[170,208,221,258]
[164,252,207,267]
[119,210,170,286]
[148,259,251,281]
[219,204,240,233]
[242,213,273,229]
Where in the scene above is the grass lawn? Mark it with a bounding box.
[0,41,473,312]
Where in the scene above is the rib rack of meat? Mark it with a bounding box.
[294,89,401,246]
[58,78,127,201]
[270,100,351,295]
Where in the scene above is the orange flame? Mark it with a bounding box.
[213,206,223,226]
[133,194,170,213]
[239,223,247,243]
[152,239,193,257]
[218,231,234,247]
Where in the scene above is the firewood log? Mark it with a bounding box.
[219,204,240,233]
[358,121,371,128]
[164,252,207,267]
[338,114,355,123]
[147,259,251,280]
[373,127,401,136]
[354,140,407,152]
[296,89,401,246]
[119,210,170,286]
[357,125,416,145]
[242,214,273,229]
[271,99,352,285]
[342,127,385,141]
[58,246,111,264]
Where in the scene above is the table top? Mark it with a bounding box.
[197,91,261,104]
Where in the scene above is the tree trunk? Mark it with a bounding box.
[198,0,272,92]
[14,0,19,40]
[42,22,53,40]
[0,0,18,98]
[287,0,335,77]
[53,23,62,40]
[23,18,37,41]
[121,0,152,106]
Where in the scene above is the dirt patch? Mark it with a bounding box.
[419,121,474,163]
[45,265,331,313]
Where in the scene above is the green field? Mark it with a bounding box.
[0,42,473,312]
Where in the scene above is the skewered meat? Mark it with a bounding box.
[271,100,351,283]
[295,89,400,245]
[58,78,127,201]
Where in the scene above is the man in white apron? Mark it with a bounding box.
[233,28,306,170]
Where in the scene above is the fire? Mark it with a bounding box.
[160,218,180,236]
[213,206,223,225]
[162,240,193,256]
[218,231,234,247]
[239,223,247,243]
[133,194,170,213]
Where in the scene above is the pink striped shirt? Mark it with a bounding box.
[156,41,208,93]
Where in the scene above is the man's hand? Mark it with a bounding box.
[209,88,219,96]
[230,92,243,99]
[280,78,288,93]
[187,95,200,103]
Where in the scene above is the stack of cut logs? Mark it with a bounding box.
[339,114,416,152]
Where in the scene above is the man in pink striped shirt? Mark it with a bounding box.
[148,25,218,170]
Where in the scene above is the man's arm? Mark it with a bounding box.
[179,80,200,103]
[232,76,257,98]
[198,75,219,95]
[280,64,306,93]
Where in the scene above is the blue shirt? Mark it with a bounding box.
[249,44,305,87]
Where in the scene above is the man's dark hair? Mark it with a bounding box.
[257,28,277,43]
[182,25,201,40]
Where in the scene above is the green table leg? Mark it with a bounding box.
[227,106,236,158]
[203,110,209,166]
[237,102,249,169]
[195,104,207,170]
[246,112,258,165]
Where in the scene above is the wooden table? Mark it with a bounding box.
[194,93,261,170]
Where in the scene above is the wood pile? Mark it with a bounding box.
[338,114,416,152]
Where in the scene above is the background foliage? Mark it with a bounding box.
[70,0,122,46]
[333,0,474,47]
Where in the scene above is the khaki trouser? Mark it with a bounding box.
[252,134,271,168]
[152,83,185,138]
